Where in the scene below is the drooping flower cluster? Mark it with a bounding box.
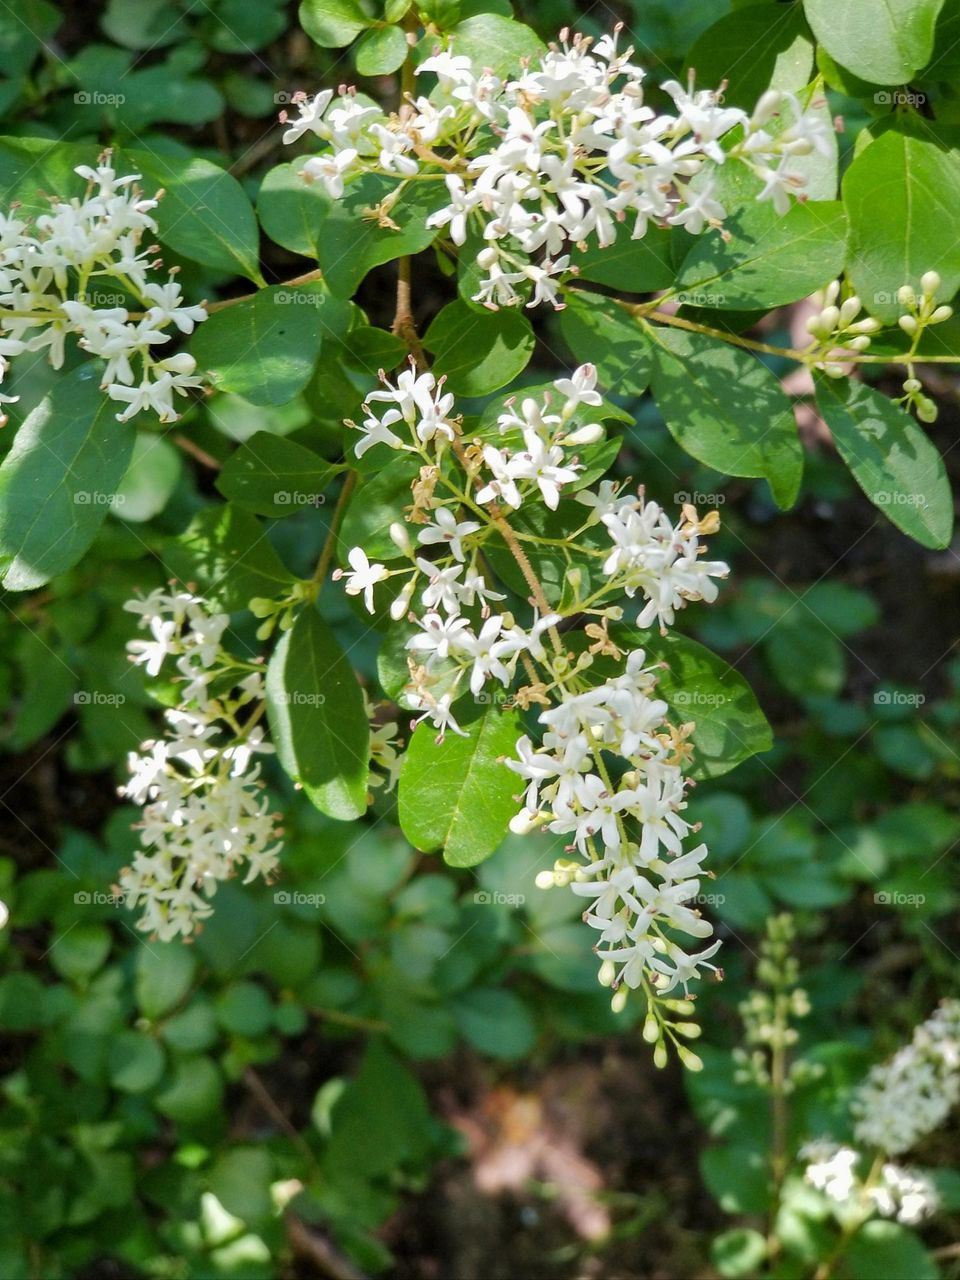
[0,161,206,425]
[118,588,281,940]
[803,1143,940,1227]
[337,361,728,1023]
[282,27,832,309]
[851,998,960,1155]
[801,1000,960,1230]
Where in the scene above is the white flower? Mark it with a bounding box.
[120,591,282,939]
[417,507,480,561]
[852,999,960,1156]
[281,89,334,144]
[336,547,388,613]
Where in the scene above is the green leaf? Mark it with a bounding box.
[649,327,803,508]
[424,299,535,396]
[108,1030,166,1094]
[567,225,674,294]
[0,365,136,590]
[190,283,332,405]
[767,615,846,699]
[454,988,536,1059]
[299,0,372,46]
[399,705,523,867]
[136,942,197,1019]
[156,1055,224,1124]
[447,13,544,78]
[559,292,653,396]
[842,126,960,323]
[677,201,847,311]
[111,434,182,523]
[355,25,408,74]
[842,1221,938,1280]
[119,147,262,284]
[209,1149,274,1224]
[318,175,448,297]
[701,1145,770,1214]
[164,504,295,612]
[322,1041,434,1178]
[815,375,953,548]
[711,1229,769,1279]
[685,5,814,107]
[339,455,419,558]
[265,604,369,820]
[619,631,773,779]
[257,161,330,258]
[803,0,944,84]
[217,432,342,517]
[49,923,111,982]
[216,982,274,1037]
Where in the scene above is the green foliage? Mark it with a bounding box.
[399,704,525,866]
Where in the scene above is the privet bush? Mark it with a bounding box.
[1,0,959,1276]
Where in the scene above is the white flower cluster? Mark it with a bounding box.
[118,588,281,940]
[515,653,722,1001]
[0,161,206,425]
[282,27,831,309]
[337,362,728,1009]
[851,998,960,1156]
[803,1143,939,1227]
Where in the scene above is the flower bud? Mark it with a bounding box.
[917,396,938,423]
[921,270,941,296]
[818,304,840,332]
[389,521,411,552]
[509,809,539,834]
[902,377,922,393]
[158,352,197,374]
[564,422,604,445]
[476,246,499,270]
[389,578,415,621]
[839,296,861,326]
[534,870,556,890]
[897,285,916,308]
[677,1046,704,1072]
[598,960,617,987]
[898,314,918,335]
[930,305,953,324]
[610,987,628,1014]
